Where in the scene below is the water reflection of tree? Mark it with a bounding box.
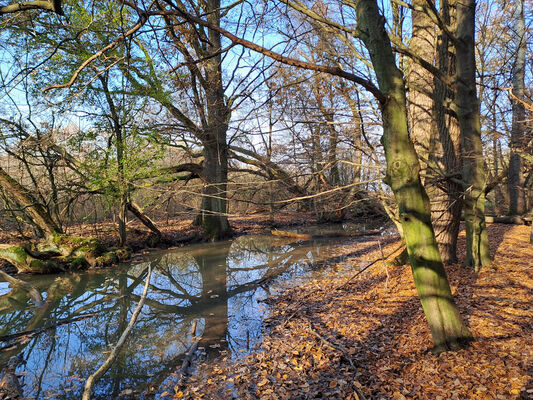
[0,235,329,398]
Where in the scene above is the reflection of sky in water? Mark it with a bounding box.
[0,230,355,399]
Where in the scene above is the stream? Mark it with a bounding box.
[0,224,377,399]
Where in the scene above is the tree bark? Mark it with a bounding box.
[455,0,491,270]
[0,166,60,237]
[408,0,463,265]
[196,140,231,240]
[431,0,463,265]
[127,201,162,240]
[356,0,472,352]
[508,0,526,215]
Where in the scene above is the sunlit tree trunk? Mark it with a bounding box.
[356,0,472,352]
[408,0,462,265]
[508,0,526,215]
[455,0,491,270]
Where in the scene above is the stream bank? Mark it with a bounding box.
[183,224,532,400]
[0,222,383,399]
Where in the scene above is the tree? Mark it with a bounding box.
[508,0,526,215]
[0,0,133,272]
[355,0,472,351]
[455,0,491,270]
[116,0,233,240]
[408,0,463,265]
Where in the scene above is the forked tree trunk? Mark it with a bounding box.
[356,0,472,352]
[455,0,491,270]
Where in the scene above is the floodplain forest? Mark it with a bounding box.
[0,0,531,399]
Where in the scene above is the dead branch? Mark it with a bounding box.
[82,265,152,400]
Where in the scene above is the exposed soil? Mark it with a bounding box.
[164,223,533,399]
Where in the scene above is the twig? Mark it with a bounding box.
[0,313,97,346]
[336,243,405,290]
[82,265,152,400]
[302,315,367,400]
[378,239,389,291]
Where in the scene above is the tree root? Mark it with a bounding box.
[0,234,131,274]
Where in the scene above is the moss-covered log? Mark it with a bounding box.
[0,235,130,274]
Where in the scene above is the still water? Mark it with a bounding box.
[0,226,370,399]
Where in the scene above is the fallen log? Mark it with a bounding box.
[271,229,381,240]
[271,230,312,240]
[484,215,532,225]
[0,234,130,274]
[459,215,532,225]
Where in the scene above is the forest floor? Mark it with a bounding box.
[165,223,532,400]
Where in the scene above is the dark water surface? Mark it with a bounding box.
[0,225,373,399]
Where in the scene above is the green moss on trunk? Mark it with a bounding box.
[0,235,131,274]
[356,0,472,352]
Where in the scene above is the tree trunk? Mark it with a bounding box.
[408,2,434,176]
[356,0,472,352]
[431,0,463,265]
[118,193,127,247]
[455,0,491,270]
[101,75,128,247]
[409,0,462,265]
[0,166,60,237]
[196,141,231,240]
[508,0,526,215]
[195,0,231,240]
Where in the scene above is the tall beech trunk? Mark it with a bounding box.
[356,0,472,352]
[432,0,463,264]
[508,0,526,215]
[455,0,491,270]
[408,2,434,176]
[409,0,462,265]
